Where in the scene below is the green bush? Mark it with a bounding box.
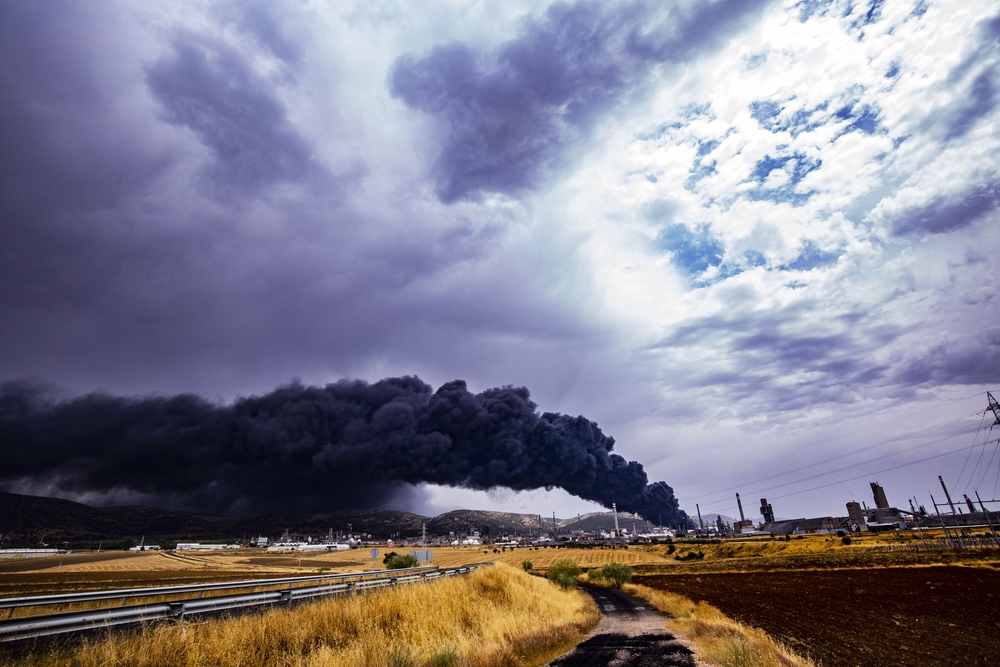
[547,558,582,589]
[521,560,533,571]
[841,536,852,545]
[586,567,604,581]
[666,542,676,554]
[674,551,705,562]
[836,530,846,538]
[602,562,633,588]
[385,553,419,569]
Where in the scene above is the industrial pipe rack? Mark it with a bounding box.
[0,563,490,642]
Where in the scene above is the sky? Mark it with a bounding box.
[2,0,999,522]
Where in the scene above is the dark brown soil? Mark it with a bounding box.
[0,551,138,573]
[638,566,1000,667]
[0,570,279,597]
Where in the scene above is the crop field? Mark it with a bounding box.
[638,565,1000,667]
[628,532,1000,574]
[0,551,300,598]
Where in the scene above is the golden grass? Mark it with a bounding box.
[617,582,814,667]
[7,563,599,667]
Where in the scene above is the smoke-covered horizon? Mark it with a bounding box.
[0,376,687,526]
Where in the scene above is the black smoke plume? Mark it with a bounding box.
[0,377,687,525]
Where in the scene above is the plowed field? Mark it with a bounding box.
[638,566,1000,667]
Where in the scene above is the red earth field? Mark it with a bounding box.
[638,566,1000,667]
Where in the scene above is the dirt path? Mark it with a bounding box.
[547,584,697,667]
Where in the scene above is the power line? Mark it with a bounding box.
[696,427,986,511]
[675,392,985,485]
[708,440,993,514]
[685,410,984,503]
[954,411,989,491]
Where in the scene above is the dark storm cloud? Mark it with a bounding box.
[146,33,322,193]
[0,377,686,525]
[651,302,908,411]
[895,327,1000,387]
[389,0,772,202]
[889,183,999,236]
[215,0,304,65]
[926,12,1000,142]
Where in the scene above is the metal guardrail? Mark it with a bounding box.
[0,564,489,642]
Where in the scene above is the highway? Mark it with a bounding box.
[549,584,695,667]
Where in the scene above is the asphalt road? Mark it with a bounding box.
[548,584,696,667]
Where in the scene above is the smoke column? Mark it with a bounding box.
[0,377,687,525]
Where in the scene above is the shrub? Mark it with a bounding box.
[586,568,604,581]
[547,559,582,589]
[666,543,676,554]
[385,553,419,569]
[841,536,852,545]
[602,562,633,588]
[521,560,533,571]
[836,530,846,538]
[674,551,705,562]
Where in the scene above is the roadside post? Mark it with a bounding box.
[370,548,379,571]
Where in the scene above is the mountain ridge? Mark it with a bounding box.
[0,492,637,543]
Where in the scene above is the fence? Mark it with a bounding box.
[0,563,490,642]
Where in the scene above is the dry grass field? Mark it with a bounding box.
[4,563,599,667]
[628,532,1000,574]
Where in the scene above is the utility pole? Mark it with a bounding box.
[931,493,953,548]
[975,490,1000,547]
[939,476,958,515]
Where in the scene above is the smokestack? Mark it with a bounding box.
[612,502,620,536]
[736,493,745,522]
[938,476,957,514]
[0,378,688,524]
[759,498,774,524]
[870,482,890,510]
[964,495,976,513]
[696,503,704,530]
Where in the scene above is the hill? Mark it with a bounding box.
[1,492,611,543]
[0,492,432,543]
[556,510,652,533]
[426,509,544,536]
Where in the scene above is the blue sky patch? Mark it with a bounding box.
[750,99,828,137]
[745,153,822,206]
[657,223,725,276]
[685,158,717,191]
[834,100,880,134]
[782,241,842,270]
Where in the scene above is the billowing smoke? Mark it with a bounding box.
[0,377,686,525]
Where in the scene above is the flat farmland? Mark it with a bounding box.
[638,566,1000,667]
[0,545,667,599]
